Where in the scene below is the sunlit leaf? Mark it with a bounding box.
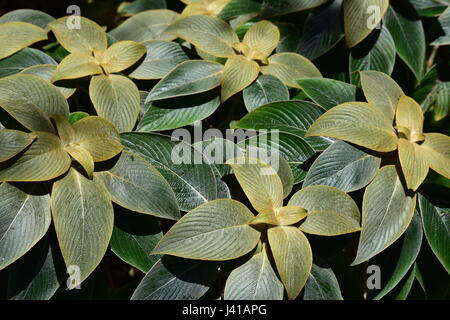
[96,150,180,220]
[352,165,416,265]
[0,9,54,30]
[166,15,239,57]
[268,226,312,300]
[289,185,361,235]
[224,246,284,300]
[242,20,279,58]
[65,145,94,179]
[51,168,114,286]
[101,40,146,73]
[261,52,322,88]
[152,199,260,260]
[421,133,450,179]
[48,16,107,54]
[221,55,259,102]
[0,74,69,132]
[0,132,71,182]
[0,183,51,270]
[71,116,123,162]
[251,206,307,226]
[0,130,36,162]
[398,139,428,191]
[0,22,47,60]
[396,96,424,141]
[52,53,102,82]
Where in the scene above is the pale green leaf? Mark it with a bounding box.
[0,48,56,78]
[0,22,47,60]
[0,130,36,162]
[303,264,343,300]
[221,55,259,102]
[243,75,289,112]
[101,40,146,73]
[398,139,428,191]
[152,199,260,260]
[52,53,102,82]
[0,9,54,30]
[243,20,279,58]
[51,168,114,286]
[421,133,450,180]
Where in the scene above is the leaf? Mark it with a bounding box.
[431,7,450,45]
[251,206,307,226]
[0,132,71,182]
[147,60,223,101]
[166,15,239,57]
[221,55,260,102]
[152,199,260,260]
[52,53,102,82]
[7,235,63,300]
[110,9,179,43]
[343,0,389,47]
[369,211,423,300]
[350,24,396,85]
[243,75,289,112]
[101,40,146,73]
[261,52,322,88]
[89,74,140,132]
[129,41,188,80]
[65,145,94,179]
[137,92,220,132]
[297,0,344,60]
[48,16,107,54]
[121,132,219,211]
[303,264,343,300]
[410,0,447,17]
[0,183,51,270]
[268,226,312,299]
[224,246,284,300]
[419,194,450,273]
[19,64,75,98]
[227,157,283,212]
[296,78,359,110]
[71,116,123,162]
[421,133,450,179]
[0,74,69,132]
[0,48,56,78]
[0,22,47,60]
[0,9,54,30]
[396,96,424,140]
[242,20,279,58]
[398,139,428,191]
[110,209,163,273]
[97,150,179,219]
[289,185,361,235]
[261,0,328,17]
[131,256,218,300]
[385,2,426,79]
[0,130,36,162]
[360,71,404,121]
[304,140,381,192]
[51,168,114,286]
[352,165,417,265]
[306,102,398,152]
[118,0,167,14]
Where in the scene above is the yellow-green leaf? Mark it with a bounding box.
[65,145,94,179]
[152,199,260,260]
[261,52,322,88]
[48,16,107,54]
[181,0,230,17]
[421,133,450,179]
[288,185,361,236]
[360,71,404,122]
[251,206,307,226]
[306,102,398,152]
[221,55,259,102]
[0,74,70,132]
[50,114,74,144]
[268,226,312,299]
[398,139,428,191]
[166,15,239,58]
[71,116,123,162]
[343,0,389,47]
[101,41,146,74]
[227,157,283,212]
[51,168,114,286]
[52,53,102,82]
[0,130,36,162]
[89,74,140,132]
[0,131,71,182]
[242,20,280,58]
[0,22,47,60]
[395,96,424,142]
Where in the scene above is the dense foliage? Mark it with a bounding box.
[0,0,449,300]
